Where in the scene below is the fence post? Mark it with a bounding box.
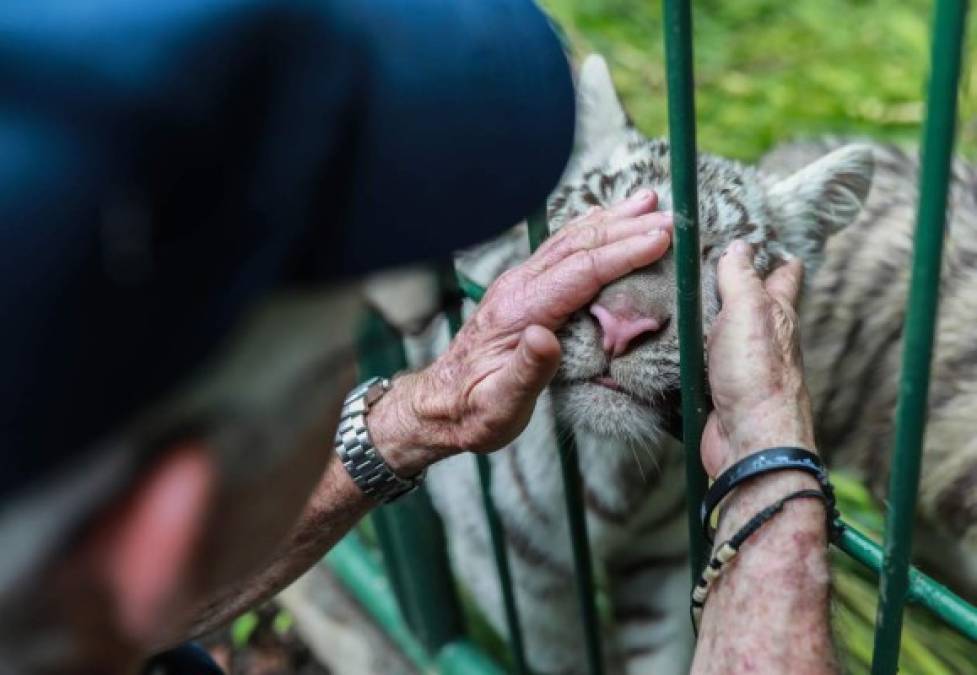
[662,0,709,582]
[357,310,467,653]
[871,0,969,671]
[528,208,606,675]
[442,267,529,675]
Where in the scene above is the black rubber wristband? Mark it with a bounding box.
[700,447,838,543]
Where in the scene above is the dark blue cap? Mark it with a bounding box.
[0,0,575,497]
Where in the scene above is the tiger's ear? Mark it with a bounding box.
[766,144,874,271]
[572,54,631,166]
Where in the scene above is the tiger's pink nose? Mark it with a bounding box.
[590,302,666,357]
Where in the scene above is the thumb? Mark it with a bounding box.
[508,325,561,401]
[716,240,762,304]
[764,258,804,309]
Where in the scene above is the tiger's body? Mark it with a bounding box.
[372,55,977,674]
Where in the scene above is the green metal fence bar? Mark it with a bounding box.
[472,456,529,673]
[370,508,413,619]
[871,1,970,671]
[357,310,467,653]
[443,268,529,675]
[456,272,487,303]
[836,523,977,642]
[662,0,709,581]
[528,208,605,675]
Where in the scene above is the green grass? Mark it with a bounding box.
[541,0,977,161]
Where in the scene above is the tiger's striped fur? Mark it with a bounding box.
[367,54,976,674]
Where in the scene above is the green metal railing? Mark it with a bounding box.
[443,266,530,675]
[663,0,709,582]
[527,209,606,675]
[871,1,970,671]
[333,1,977,673]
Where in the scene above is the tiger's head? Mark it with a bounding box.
[549,55,874,447]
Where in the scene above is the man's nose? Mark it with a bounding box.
[590,297,669,357]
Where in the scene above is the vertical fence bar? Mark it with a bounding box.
[357,310,467,652]
[662,0,709,581]
[442,268,529,675]
[871,0,969,671]
[528,208,605,675]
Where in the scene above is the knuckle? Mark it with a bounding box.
[582,248,603,277]
[570,223,602,250]
[492,268,523,294]
[571,205,604,226]
[495,268,517,287]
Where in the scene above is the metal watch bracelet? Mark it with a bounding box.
[334,376,424,503]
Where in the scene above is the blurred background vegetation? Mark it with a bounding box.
[542,0,977,161]
[534,1,977,673]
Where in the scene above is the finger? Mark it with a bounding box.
[603,188,659,220]
[528,210,673,273]
[764,258,804,308]
[527,229,672,326]
[716,240,762,305]
[565,189,658,227]
[505,325,562,402]
[533,189,658,260]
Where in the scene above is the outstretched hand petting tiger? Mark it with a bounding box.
[367,190,674,475]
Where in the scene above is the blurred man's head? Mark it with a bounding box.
[1,1,574,670]
[0,284,367,672]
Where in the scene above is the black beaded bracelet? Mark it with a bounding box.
[700,447,840,543]
[690,488,828,635]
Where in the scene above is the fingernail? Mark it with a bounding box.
[630,188,653,202]
[646,228,668,239]
[731,240,750,255]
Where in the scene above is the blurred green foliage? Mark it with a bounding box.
[541,0,977,161]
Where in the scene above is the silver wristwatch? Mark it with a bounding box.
[334,376,424,503]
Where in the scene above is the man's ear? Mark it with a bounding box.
[572,54,631,167]
[765,143,874,272]
[92,444,215,646]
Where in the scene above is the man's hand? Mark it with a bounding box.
[370,190,672,474]
[691,240,836,675]
[701,240,814,476]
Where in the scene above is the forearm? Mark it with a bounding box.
[185,374,442,638]
[185,456,372,638]
[691,472,836,675]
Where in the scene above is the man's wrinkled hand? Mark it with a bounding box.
[371,190,672,472]
[701,240,815,477]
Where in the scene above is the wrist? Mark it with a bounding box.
[699,474,834,675]
[720,391,816,473]
[366,373,452,477]
[714,471,826,543]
